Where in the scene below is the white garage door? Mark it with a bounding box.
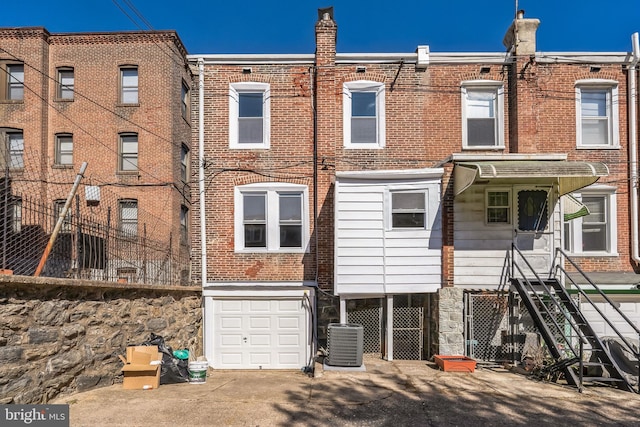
[212,298,308,369]
[580,299,640,339]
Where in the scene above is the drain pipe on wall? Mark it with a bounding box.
[629,33,640,263]
[197,58,208,353]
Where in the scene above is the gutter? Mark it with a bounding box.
[630,33,640,263]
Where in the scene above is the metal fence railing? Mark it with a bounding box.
[1,178,190,286]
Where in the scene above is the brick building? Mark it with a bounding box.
[0,28,192,283]
[190,8,640,371]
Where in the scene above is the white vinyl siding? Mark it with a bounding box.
[335,173,442,295]
[454,184,560,288]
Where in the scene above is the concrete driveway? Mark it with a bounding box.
[53,355,640,426]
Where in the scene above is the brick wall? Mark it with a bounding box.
[0,29,192,269]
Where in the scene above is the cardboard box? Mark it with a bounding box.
[120,346,162,389]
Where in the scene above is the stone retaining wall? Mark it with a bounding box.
[0,275,202,404]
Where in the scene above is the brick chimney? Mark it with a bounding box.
[314,7,337,291]
[504,10,542,153]
[503,10,540,56]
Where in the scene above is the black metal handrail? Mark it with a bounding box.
[551,247,640,392]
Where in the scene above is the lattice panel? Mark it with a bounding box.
[393,306,423,360]
[347,306,382,354]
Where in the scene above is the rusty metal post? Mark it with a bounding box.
[34,162,87,277]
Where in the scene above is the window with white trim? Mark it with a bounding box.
[486,189,511,224]
[343,80,385,148]
[575,80,619,148]
[563,190,617,254]
[229,82,270,149]
[120,66,138,104]
[55,133,73,166]
[461,81,504,148]
[234,183,308,252]
[391,191,426,229]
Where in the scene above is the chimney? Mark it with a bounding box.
[315,7,337,67]
[502,10,540,56]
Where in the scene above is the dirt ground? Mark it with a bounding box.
[53,355,640,426]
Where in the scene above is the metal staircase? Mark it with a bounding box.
[507,245,640,393]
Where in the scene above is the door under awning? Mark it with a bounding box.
[453,161,609,196]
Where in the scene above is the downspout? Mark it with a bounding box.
[197,58,208,353]
[311,65,319,362]
[629,33,640,263]
[198,58,207,285]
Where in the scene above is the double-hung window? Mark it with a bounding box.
[119,133,138,172]
[391,192,426,229]
[461,81,504,148]
[11,198,22,233]
[119,199,138,237]
[235,183,308,252]
[120,66,138,104]
[4,130,24,170]
[575,80,619,148]
[229,82,270,149]
[563,189,617,255]
[180,144,189,182]
[55,133,73,166]
[343,81,385,148]
[180,205,189,244]
[181,81,189,120]
[486,189,511,224]
[53,199,72,233]
[57,67,74,100]
[7,64,24,101]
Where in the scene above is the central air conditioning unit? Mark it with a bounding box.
[326,323,364,367]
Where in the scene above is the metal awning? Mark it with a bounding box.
[453,161,609,196]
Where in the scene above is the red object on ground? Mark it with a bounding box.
[434,355,477,372]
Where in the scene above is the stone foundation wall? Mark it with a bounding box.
[0,276,202,404]
[437,287,464,355]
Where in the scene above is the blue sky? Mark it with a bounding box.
[2,1,639,54]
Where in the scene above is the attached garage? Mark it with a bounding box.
[203,284,315,370]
